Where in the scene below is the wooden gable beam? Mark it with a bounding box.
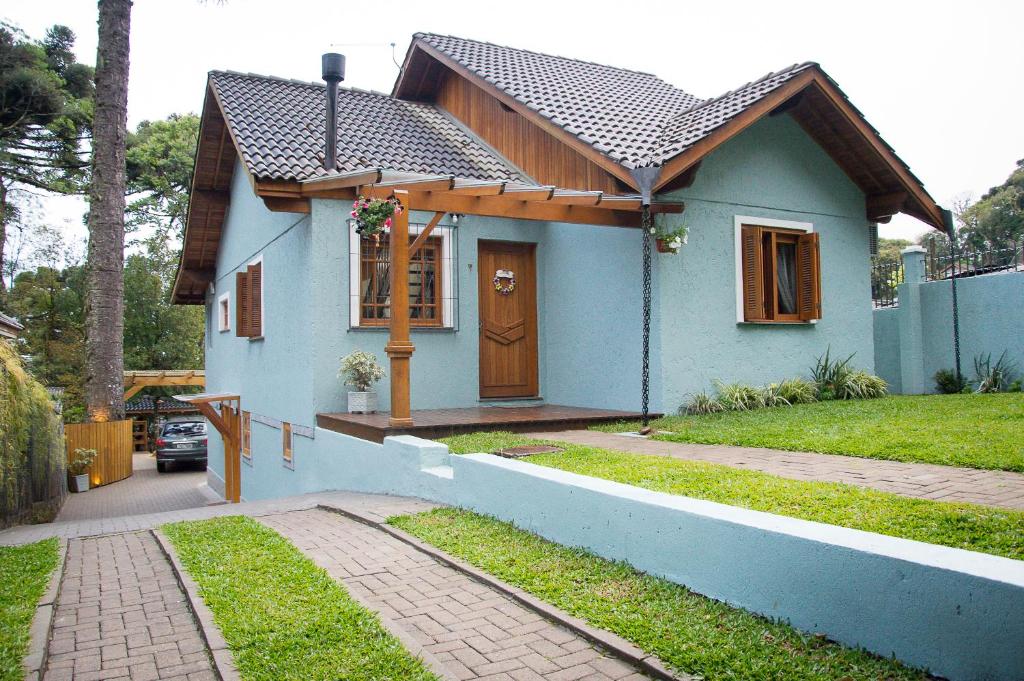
[409,40,639,191]
[867,191,908,222]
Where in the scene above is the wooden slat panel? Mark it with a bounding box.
[798,231,822,321]
[741,226,766,321]
[435,69,625,194]
[65,420,134,487]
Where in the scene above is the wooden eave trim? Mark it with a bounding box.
[411,40,640,191]
[652,68,943,229]
[652,70,818,192]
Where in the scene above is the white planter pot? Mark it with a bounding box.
[348,391,379,414]
[70,473,90,493]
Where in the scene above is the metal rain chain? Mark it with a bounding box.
[641,204,653,429]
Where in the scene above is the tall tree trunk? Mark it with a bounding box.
[0,181,8,295]
[84,0,132,422]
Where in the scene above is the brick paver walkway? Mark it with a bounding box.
[57,454,213,524]
[528,430,1024,509]
[262,509,653,680]
[43,532,216,681]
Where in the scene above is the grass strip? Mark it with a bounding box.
[592,394,1024,472]
[0,538,59,681]
[162,516,437,681]
[391,508,927,681]
[442,432,1024,560]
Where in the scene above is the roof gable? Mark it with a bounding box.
[210,71,526,183]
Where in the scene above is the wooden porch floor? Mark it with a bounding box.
[316,404,654,444]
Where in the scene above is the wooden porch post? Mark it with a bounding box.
[386,190,415,426]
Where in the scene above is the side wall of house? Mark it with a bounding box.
[655,114,873,411]
[204,159,313,496]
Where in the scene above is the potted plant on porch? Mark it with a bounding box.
[68,447,96,492]
[339,350,387,414]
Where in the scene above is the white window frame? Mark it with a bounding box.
[217,292,231,332]
[733,215,814,324]
[348,222,454,328]
[247,254,264,339]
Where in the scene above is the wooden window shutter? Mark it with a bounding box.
[235,271,250,337]
[798,232,822,320]
[740,226,766,321]
[248,262,262,337]
[282,422,292,463]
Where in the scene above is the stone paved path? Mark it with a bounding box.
[527,430,1024,509]
[43,532,216,681]
[57,454,213,523]
[262,508,653,681]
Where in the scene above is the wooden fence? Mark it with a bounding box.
[65,420,134,487]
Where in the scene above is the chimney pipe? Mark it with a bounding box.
[321,52,346,172]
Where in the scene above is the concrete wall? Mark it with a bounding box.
[655,114,875,412]
[233,426,1024,681]
[874,247,1024,393]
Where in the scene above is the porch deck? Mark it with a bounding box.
[316,404,654,444]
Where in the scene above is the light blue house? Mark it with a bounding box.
[171,33,944,501]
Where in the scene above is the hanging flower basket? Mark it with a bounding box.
[351,195,403,241]
[654,225,688,255]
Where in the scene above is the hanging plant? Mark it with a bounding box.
[351,195,403,241]
[654,224,689,254]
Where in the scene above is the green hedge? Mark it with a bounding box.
[0,342,65,528]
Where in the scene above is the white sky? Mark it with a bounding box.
[8,0,1024,246]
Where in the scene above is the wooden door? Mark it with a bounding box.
[478,241,539,398]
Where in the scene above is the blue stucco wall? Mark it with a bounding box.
[308,201,644,415]
[205,159,313,489]
[655,114,874,412]
[229,425,1024,681]
[874,267,1024,393]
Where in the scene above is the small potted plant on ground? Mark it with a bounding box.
[339,350,387,413]
[654,224,689,254]
[351,194,404,243]
[68,448,97,492]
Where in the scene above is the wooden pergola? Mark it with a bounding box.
[259,171,684,427]
[175,392,241,503]
[124,370,205,399]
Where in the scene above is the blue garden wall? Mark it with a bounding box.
[874,247,1024,393]
[655,114,874,412]
[229,425,1024,681]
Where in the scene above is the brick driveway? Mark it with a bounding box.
[57,453,214,523]
[43,532,216,681]
[263,508,654,680]
[528,430,1024,509]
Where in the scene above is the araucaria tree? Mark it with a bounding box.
[0,22,93,293]
[84,0,132,422]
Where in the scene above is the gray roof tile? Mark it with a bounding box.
[210,71,527,182]
[416,33,703,168]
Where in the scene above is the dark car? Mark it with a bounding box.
[155,419,208,472]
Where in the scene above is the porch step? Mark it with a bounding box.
[477,398,546,408]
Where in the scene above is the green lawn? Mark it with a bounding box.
[442,432,1024,560]
[596,394,1024,472]
[391,508,928,681]
[0,538,59,681]
[162,516,437,681]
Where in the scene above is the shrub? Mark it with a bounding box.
[338,350,386,392]
[810,347,855,400]
[759,383,792,408]
[714,381,764,411]
[934,369,968,395]
[776,378,818,405]
[837,370,888,399]
[684,391,724,415]
[974,351,1018,393]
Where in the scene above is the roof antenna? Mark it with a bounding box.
[321,52,346,172]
